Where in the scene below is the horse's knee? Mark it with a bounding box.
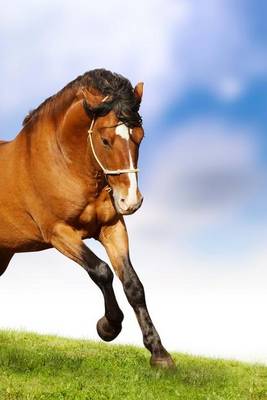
[98,261,114,285]
[88,261,114,286]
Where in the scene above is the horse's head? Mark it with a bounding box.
[81,82,144,215]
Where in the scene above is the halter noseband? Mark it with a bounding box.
[87,100,140,175]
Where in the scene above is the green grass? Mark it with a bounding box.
[0,330,266,400]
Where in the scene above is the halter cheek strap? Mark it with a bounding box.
[87,118,140,176]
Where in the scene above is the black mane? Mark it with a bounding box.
[23,69,142,128]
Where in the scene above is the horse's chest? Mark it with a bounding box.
[79,190,117,236]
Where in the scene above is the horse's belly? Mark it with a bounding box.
[0,209,46,252]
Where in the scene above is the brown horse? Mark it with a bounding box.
[0,69,174,368]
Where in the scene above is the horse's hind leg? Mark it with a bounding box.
[50,223,124,341]
[0,250,13,277]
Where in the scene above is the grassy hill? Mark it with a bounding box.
[0,330,266,400]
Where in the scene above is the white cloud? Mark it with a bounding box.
[135,119,266,237]
[0,0,266,125]
[0,0,187,118]
[216,77,244,101]
[171,1,267,100]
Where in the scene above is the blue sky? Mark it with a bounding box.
[0,0,267,363]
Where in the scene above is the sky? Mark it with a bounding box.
[0,0,267,364]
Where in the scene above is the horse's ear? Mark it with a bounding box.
[134,82,144,103]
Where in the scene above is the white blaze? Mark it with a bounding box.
[115,124,138,208]
[127,140,138,206]
[115,124,130,140]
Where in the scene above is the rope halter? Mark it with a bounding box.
[87,96,140,176]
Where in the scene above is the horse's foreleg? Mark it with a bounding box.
[99,217,175,368]
[0,250,14,277]
[50,222,123,341]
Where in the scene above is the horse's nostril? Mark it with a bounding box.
[120,198,125,203]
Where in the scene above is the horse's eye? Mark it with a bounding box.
[102,138,111,147]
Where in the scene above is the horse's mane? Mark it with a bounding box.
[22,69,142,128]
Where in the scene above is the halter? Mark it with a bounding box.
[87,97,140,175]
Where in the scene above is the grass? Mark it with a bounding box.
[0,330,266,400]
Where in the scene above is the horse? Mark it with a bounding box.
[0,69,174,368]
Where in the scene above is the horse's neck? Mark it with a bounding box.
[55,99,100,174]
[46,105,106,194]
[21,97,105,193]
[17,116,106,204]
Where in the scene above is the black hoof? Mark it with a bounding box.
[150,353,176,369]
[96,316,122,342]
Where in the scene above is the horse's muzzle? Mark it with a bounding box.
[113,192,144,215]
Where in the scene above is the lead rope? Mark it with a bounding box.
[87,97,140,175]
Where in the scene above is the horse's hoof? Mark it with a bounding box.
[96,316,122,342]
[150,354,176,369]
